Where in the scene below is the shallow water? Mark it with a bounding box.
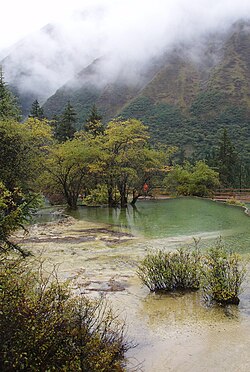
[110,276,250,372]
[69,198,250,252]
[29,198,250,371]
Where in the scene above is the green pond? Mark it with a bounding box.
[68,198,250,252]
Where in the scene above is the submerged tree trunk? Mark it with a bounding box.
[108,186,116,207]
[118,183,128,208]
[65,194,78,210]
[120,193,128,208]
[131,190,142,206]
[63,184,78,210]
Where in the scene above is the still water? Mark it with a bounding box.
[33,198,250,371]
[69,198,250,252]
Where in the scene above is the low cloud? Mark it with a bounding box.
[2,0,250,102]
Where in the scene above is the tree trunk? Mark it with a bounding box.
[118,184,128,208]
[120,193,128,208]
[108,186,115,207]
[64,187,78,209]
[66,195,78,210]
[131,189,142,206]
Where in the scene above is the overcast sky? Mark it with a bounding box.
[1,0,250,52]
[2,0,250,99]
[0,0,84,50]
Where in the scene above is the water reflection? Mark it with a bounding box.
[32,207,64,224]
[69,198,250,251]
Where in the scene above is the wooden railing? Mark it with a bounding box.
[213,189,250,201]
[150,187,250,202]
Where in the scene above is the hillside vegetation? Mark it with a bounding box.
[41,21,250,177]
[1,20,249,184]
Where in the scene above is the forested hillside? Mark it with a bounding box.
[1,19,250,185]
[41,21,250,172]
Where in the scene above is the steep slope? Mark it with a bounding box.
[207,21,250,107]
[43,54,165,125]
[138,55,201,110]
[186,21,250,161]
[41,25,231,123]
[119,21,250,162]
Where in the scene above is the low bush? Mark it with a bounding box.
[137,247,202,292]
[201,242,246,305]
[138,241,246,306]
[0,255,130,371]
[0,182,40,256]
[226,198,245,207]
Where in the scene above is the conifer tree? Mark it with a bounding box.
[85,104,104,137]
[29,99,44,119]
[217,128,238,187]
[0,66,21,121]
[55,101,77,142]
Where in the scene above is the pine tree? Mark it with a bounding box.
[29,99,44,119]
[217,128,239,187]
[55,101,77,142]
[85,104,104,137]
[0,66,21,121]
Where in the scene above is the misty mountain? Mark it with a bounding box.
[43,52,168,122]
[0,23,98,116]
[42,20,250,162]
[42,31,225,122]
[1,16,250,167]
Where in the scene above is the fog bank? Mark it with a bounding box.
[2,0,250,102]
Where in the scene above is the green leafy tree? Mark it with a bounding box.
[0,118,53,191]
[29,99,44,119]
[165,160,220,196]
[55,101,77,142]
[0,66,21,121]
[0,118,52,253]
[41,118,174,209]
[85,104,104,137]
[94,119,174,208]
[102,119,149,208]
[130,146,174,205]
[42,136,101,209]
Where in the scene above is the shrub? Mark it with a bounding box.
[0,255,130,371]
[226,198,245,207]
[83,185,108,206]
[137,247,202,292]
[138,242,246,306]
[201,242,246,305]
[0,182,40,256]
